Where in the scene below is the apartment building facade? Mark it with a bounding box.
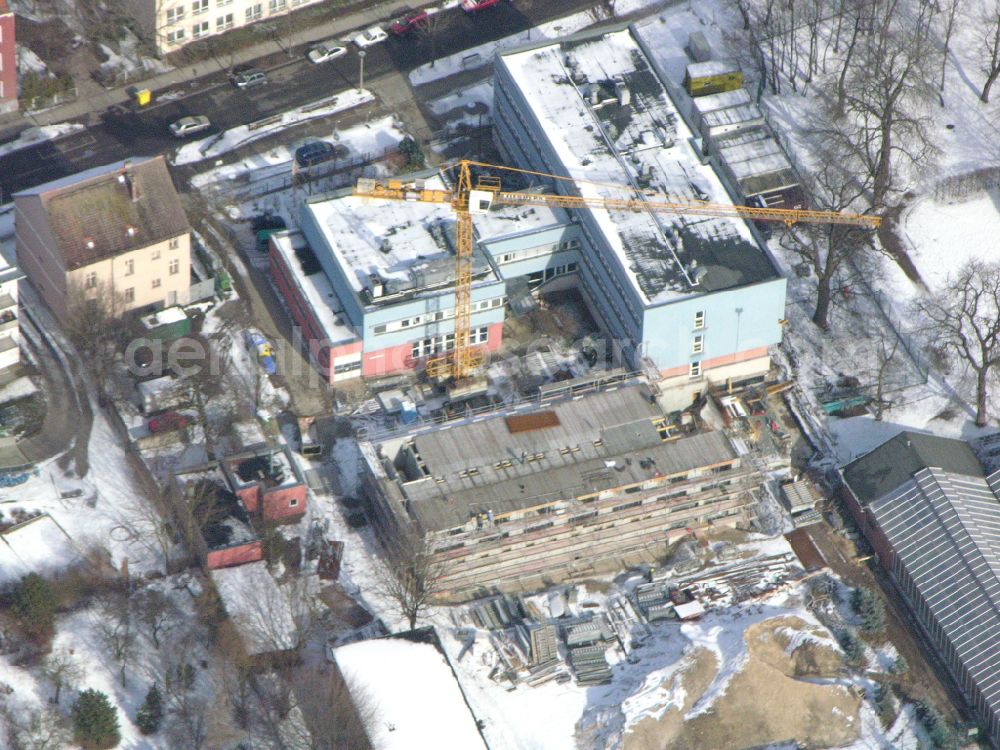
[494,28,787,408]
[14,156,192,323]
[126,0,322,56]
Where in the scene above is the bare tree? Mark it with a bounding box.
[292,666,374,750]
[780,159,876,330]
[375,533,446,630]
[95,590,138,687]
[915,261,1000,426]
[63,279,133,396]
[415,12,452,67]
[939,0,962,93]
[869,328,900,421]
[40,649,84,705]
[0,701,71,750]
[134,588,178,649]
[981,3,1000,102]
[843,24,934,208]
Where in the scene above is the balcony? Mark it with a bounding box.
[0,308,17,335]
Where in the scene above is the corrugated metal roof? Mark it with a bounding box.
[869,467,1000,730]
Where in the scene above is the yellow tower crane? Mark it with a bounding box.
[354,160,881,381]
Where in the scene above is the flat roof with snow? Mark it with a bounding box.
[334,635,487,750]
[497,30,778,304]
[270,230,359,346]
[305,176,569,307]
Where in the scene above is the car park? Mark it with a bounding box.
[354,26,388,48]
[295,141,338,168]
[389,10,430,35]
[307,43,347,64]
[168,115,211,138]
[148,411,189,434]
[230,69,267,89]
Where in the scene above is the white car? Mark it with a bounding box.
[353,26,388,48]
[169,115,211,138]
[307,43,348,64]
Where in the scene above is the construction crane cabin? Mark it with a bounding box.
[354,160,880,382]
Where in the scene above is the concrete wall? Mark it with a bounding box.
[0,10,16,113]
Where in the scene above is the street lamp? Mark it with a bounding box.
[358,50,366,93]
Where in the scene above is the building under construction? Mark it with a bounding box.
[361,382,773,599]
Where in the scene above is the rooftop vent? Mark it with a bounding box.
[614,77,631,107]
[369,273,383,299]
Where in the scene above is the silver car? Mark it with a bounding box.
[169,115,211,138]
[307,44,347,64]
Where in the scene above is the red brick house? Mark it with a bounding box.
[222,446,307,524]
[0,0,16,114]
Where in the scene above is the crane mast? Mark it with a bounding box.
[354,160,880,382]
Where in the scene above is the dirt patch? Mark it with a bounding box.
[625,617,860,750]
[319,583,372,630]
[785,527,827,571]
[624,648,719,750]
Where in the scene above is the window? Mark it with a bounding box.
[166,28,185,44]
[471,326,489,344]
[216,12,233,29]
[694,310,705,329]
[373,324,387,335]
[192,0,208,13]
[169,237,180,250]
[268,0,286,11]
[124,259,134,276]
[217,0,233,6]
[169,259,180,275]
[289,498,299,508]
[151,249,161,260]
[192,20,209,37]
[124,287,135,303]
[692,334,704,354]
[166,6,185,23]
[85,272,97,289]
[245,2,262,19]
[152,278,162,289]
[690,360,701,378]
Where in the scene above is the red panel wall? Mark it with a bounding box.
[206,540,263,570]
[261,485,307,521]
[0,11,16,112]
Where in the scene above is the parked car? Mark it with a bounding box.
[148,411,189,434]
[307,43,348,63]
[353,26,388,48]
[243,330,278,375]
[462,0,505,10]
[230,69,267,89]
[169,115,211,138]
[295,141,340,168]
[389,10,429,35]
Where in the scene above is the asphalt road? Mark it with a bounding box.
[0,0,595,198]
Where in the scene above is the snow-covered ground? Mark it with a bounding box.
[173,89,375,166]
[0,123,86,159]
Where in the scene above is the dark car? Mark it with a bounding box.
[148,411,189,434]
[295,140,339,168]
[389,10,429,35]
[230,69,267,89]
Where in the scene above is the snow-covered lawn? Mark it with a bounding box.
[173,89,375,166]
